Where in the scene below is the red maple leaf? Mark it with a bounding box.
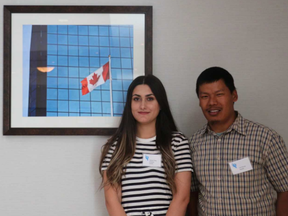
[89,73,100,85]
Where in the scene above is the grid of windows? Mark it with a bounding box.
[46,25,133,116]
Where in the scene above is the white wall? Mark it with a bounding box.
[1,0,288,215]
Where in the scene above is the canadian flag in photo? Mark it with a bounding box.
[81,62,110,95]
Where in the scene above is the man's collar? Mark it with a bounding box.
[200,111,246,136]
[199,124,208,135]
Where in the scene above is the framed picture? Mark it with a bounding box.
[3,5,152,135]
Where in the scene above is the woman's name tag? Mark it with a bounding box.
[142,154,162,167]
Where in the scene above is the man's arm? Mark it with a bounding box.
[264,134,288,215]
[186,191,198,216]
[276,191,288,216]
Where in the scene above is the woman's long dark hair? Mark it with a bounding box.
[99,74,178,193]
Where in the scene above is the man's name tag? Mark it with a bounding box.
[142,154,162,167]
[229,157,253,175]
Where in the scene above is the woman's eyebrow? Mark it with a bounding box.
[145,94,154,97]
[132,93,154,97]
[132,94,141,97]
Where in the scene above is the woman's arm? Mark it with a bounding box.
[166,171,191,216]
[103,171,127,216]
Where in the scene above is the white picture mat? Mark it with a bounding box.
[11,13,145,128]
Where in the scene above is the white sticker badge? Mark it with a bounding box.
[142,154,162,167]
[229,157,253,175]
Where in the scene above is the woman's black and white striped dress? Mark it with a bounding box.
[101,132,193,216]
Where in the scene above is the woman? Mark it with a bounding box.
[99,74,192,216]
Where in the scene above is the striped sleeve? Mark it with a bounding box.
[101,143,116,171]
[172,132,193,173]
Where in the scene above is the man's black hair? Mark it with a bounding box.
[196,66,236,97]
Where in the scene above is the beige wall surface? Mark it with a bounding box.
[1,0,288,215]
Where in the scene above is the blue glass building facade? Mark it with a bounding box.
[28,24,133,117]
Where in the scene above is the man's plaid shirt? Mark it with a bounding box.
[190,112,288,216]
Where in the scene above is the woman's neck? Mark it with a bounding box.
[136,123,156,139]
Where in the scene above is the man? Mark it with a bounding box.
[188,67,288,216]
